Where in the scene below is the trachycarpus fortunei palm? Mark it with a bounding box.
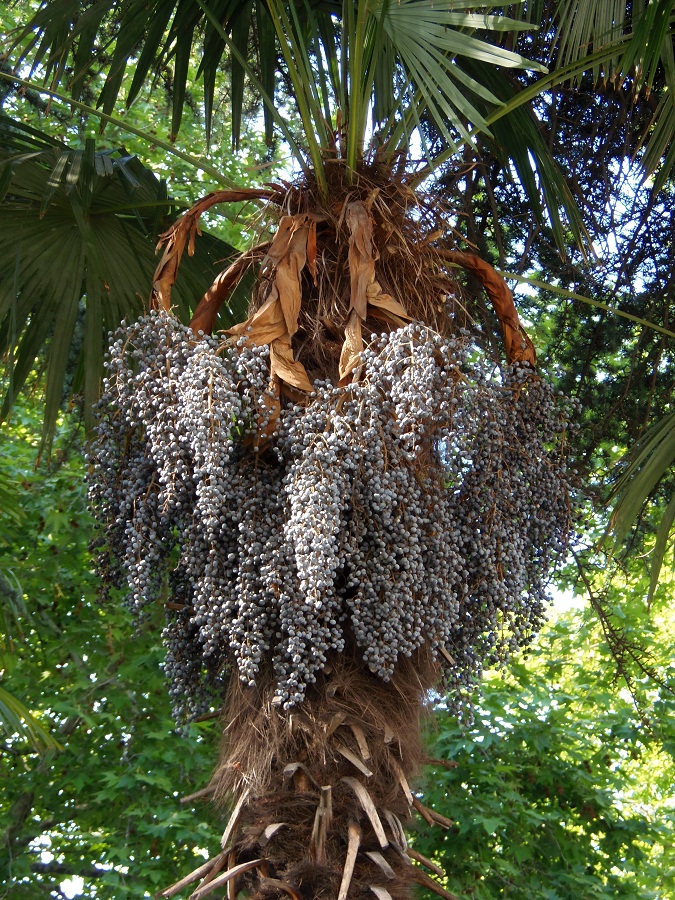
[85,3,576,898]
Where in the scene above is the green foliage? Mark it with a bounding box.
[5,0,593,249]
[0,397,220,898]
[8,0,540,162]
[417,610,675,899]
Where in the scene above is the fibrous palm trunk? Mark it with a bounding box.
[202,651,446,899]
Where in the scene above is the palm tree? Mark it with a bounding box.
[2,2,674,897]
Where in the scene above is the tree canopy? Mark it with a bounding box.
[1,0,675,897]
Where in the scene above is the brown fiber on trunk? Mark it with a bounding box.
[160,648,446,900]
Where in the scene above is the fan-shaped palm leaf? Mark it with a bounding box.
[0,115,244,447]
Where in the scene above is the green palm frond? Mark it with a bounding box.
[0,115,243,448]
[424,59,589,254]
[10,0,303,147]
[373,1,541,151]
[553,0,630,77]
[608,412,675,543]
[0,547,58,752]
[10,1,543,168]
[0,683,63,753]
[637,19,675,192]
[608,412,675,601]
[10,0,675,213]
[550,0,675,186]
[551,0,675,88]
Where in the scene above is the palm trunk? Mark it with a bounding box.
[163,649,458,900]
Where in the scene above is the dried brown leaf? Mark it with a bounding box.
[319,316,343,340]
[442,251,536,366]
[151,188,274,312]
[367,307,409,328]
[347,201,376,319]
[338,309,363,385]
[366,284,411,321]
[189,243,269,336]
[270,337,313,393]
[261,214,308,274]
[226,292,286,345]
[275,224,309,337]
[307,217,318,284]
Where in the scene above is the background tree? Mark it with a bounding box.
[1,1,675,898]
[2,399,674,898]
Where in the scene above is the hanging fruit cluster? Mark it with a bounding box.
[88,186,575,724]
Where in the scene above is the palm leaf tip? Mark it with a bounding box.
[0,684,63,753]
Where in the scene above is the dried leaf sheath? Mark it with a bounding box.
[228,213,314,392]
[151,188,277,312]
[440,250,537,366]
